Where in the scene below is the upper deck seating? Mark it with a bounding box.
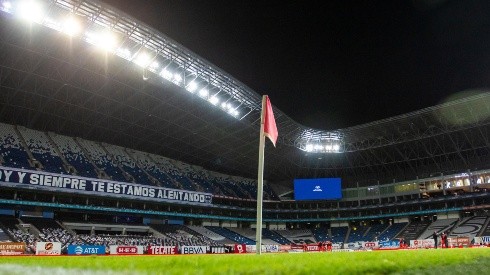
[18,127,65,174]
[0,123,31,169]
[49,133,97,178]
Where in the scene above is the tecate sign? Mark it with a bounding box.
[147,246,177,255]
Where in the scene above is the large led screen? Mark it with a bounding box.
[294,178,342,200]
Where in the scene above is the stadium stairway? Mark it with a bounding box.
[380,223,409,241]
[447,217,471,236]
[20,217,64,231]
[177,225,213,240]
[152,158,183,190]
[396,220,431,241]
[12,125,38,169]
[48,132,98,178]
[212,180,240,197]
[73,137,109,179]
[124,148,162,186]
[205,226,255,245]
[76,139,127,182]
[100,143,136,183]
[262,228,291,244]
[45,132,75,174]
[343,226,351,244]
[419,218,458,239]
[478,217,490,237]
[149,225,186,239]
[450,216,488,238]
[130,151,179,189]
[58,221,77,237]
[364,223,389,242]
[17,126,67,174]
[187,225,233,244]
[0,123,28,169]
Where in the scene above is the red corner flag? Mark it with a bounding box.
[263,96,278,147]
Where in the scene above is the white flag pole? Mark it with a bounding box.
[255,95,267,255]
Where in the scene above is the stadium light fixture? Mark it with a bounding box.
[134,53,150,68]
[209,96,220,105]
[333,144,340,151]
[86,31,117,51]
[173,73,182,84]
[18,0,43,23]
[160,69,173,80]
[116,48,131,60]
[150,61,159,70]
[305,144,314,152]
[314,144,323,151]
[186,81,198,93]
[62,17,82,36]
[198,88,209,98]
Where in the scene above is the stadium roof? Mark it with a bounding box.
[0,0,489,188]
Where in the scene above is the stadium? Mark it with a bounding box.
[0,0,489,273]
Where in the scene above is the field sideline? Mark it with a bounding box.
[1,249,490,274]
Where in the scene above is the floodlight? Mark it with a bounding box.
[186,81,198,93]
[62,17,81,36]
[160,69,172,80]
[314,144,323,150]
[134,53,150,68]
[18,0,43,22]
[116,48,131,60]
[173,73,182,84]
[198,88,209,98]
[305,144,314,152]
[220,102,227,109]
[209,96,220,105]
[86,31,117,51]
[232,110,239,116]
[325,145,333,151]
[150,61,159,69]
[333,144,340,151]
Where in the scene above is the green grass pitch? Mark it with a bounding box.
[1,249,490,274]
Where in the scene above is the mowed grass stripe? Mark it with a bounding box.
[0,249,489,274]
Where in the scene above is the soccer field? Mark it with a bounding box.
[0,249,489,275]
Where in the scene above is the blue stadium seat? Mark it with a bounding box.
[49,133,98,178]
[0,123,34,169]
[18,127,65,174]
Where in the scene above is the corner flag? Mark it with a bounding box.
[256,95,278,254]
[263,96,278,147]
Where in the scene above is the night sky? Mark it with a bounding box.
[102,0,490,130]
